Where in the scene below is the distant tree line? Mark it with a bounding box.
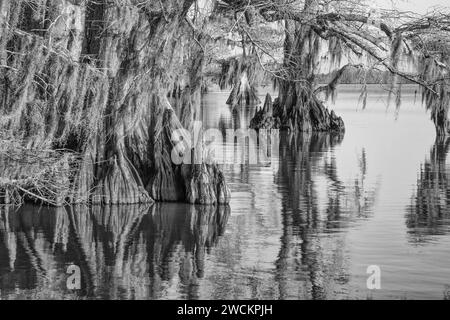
[315,69,415,85]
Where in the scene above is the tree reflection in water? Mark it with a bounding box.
[275,131,379,299]
[0,105,384,300]
[0,203,229,299]
[407,137,450,242]
[140,204,230,299]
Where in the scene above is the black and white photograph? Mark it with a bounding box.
[0,0,450,305]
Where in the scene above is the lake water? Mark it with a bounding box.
[1,85,450,300]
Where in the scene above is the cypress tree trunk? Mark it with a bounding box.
[277,18,345,133]
[251,1,344,133]
[0,0,230,206]
[226,69,260,109]
[221,56,261,111]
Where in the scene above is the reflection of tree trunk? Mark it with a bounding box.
[275,131,345,299]
[0,204,150,298]
[67,204,148,298]
[433,109,450,138]
[274,131,381,298]
[145,203,230,297]
[0,207,16,272]
[0,205,70,293]
[407,137,450,240]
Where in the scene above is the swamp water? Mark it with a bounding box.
[1,85,449,300]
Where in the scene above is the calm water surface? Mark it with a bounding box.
[1,85,450,300]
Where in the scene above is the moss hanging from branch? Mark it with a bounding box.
[218,54,263,109]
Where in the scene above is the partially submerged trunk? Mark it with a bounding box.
[251,3,345,133]
[226,70,260,108]
[250,93,344,132]
[220,56,261,111]
[0,0,230,206]
[250,93,279,130]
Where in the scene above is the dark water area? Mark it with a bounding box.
[1,85,450,300]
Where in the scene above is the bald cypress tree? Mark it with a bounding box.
[0,0,230,206]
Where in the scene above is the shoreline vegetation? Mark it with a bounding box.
[0,1,449,208]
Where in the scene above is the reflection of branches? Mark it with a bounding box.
[142,203,230,297]
[0,203,230,299]
[275,131,343,299]
[406,137,450,243]
[274,131,379,299]
[351,148,380,218]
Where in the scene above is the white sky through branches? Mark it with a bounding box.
[377,0,449,13]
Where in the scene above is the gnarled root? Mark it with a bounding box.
[148,101,231,205]
[181,163,231,205]
[250,93,345,133]
[90,155,153,205]
[250,93,281,130]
